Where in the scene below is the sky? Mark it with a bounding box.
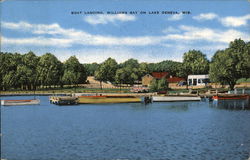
[1,0,250,63]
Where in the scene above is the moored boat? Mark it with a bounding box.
[152,96,201,102]
[1,99,40,106]
[49,96,78,105]
[212,94,249,100]
[78,95,141,104]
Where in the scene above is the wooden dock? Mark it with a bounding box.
[49,96,78,105]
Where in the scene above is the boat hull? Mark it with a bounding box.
[78,96,141,104]
[213,95,249,100]
[1,99,40,106]
[152,96,201,102]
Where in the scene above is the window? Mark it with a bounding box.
[202,78,210,83]
[188,79,192,85]
[198,79,201,83]
[193,79,197,85]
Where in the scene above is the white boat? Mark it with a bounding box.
[152,96,201,102]
[1,99,40,106]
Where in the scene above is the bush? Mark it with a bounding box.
[236,78,250,84]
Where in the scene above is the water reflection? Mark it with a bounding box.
[163,104,189,111]
[2,96,250,160]
[210,99,250,110]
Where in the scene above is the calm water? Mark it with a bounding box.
[1,96,250,160]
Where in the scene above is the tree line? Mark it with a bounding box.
[0,39,249,91]
[0,52,86,90]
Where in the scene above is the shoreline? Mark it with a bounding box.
[0,92,157,97]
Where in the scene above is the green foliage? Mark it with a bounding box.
[1,39,249,92]
[120,58,139,68]
[2,71,18,90]
[95,57,118,89]
[0,52,24,90]
[116,59,150,85]
[148,60,185,78]
[115,68,126,84]
[62,71,78,85]
[149,79,158,92]
[138,62,150,79]
[37,53,63,87]
[183,50,209,75]
[236,78,250,84]
[149,78,168,92]
[84,63,100,76]
[158,78,168,91]
[62,56,87,86]
[16,65,33,89]
[209,39,250,90]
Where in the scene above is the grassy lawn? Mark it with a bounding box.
[0,87,131,94]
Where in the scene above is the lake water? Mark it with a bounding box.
[1,96,250,160]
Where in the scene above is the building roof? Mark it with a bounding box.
[167,77,186,83]
[151,72,169,79]
[142,74,153,78]
[188,75,209,79]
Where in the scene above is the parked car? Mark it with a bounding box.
[178,81,187,86]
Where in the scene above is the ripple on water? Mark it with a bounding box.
[1,96,250,160]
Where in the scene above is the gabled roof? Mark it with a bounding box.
[167,77,185,83]
[142,74,153,78]
[151,72,169,79]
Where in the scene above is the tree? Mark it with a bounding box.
[183,50,209,75]
[121,58,139,68]
[209,39,250,90]
[103,58,118,82]
[158,78,168,91]
[62,71,78,85]
[2,71,19,90]
[95,57,118,89]
[149,78,168,92]
[115,68,126,90]
[84,63,100,76]
[62,56,87,86]
[22,51,39,89]
[37,53,63,88]
[0,52,23,90]
[138,62,150,80]
[148,60,185,78]
[149,79,158,92]
[16,65,33,90]
[120,59,141,85]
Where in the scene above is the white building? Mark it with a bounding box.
[187,75,210,86]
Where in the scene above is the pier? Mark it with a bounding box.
[49,96,78,105]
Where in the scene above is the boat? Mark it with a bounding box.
[78,95,141,104]
[212,94,249,100]
[49,96,78,105]
[152,95,201,102]
[1,99,40,106]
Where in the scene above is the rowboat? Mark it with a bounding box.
[78,95,141,104]
[212,94,249,100]
[152,96,201,102]
[1,99,40,106]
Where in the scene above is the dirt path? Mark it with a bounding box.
[83,76,116,88]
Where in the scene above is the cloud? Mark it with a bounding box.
[167,14,183,21]
[2,36,74,47]
[220,14,250,27]
[84,14,136,25]
[165,25,250,43]
[193,13,218,21]
[162,26,180,33]
[2,21,159,47]
[2,21,249,50]
[193,13,250,27]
